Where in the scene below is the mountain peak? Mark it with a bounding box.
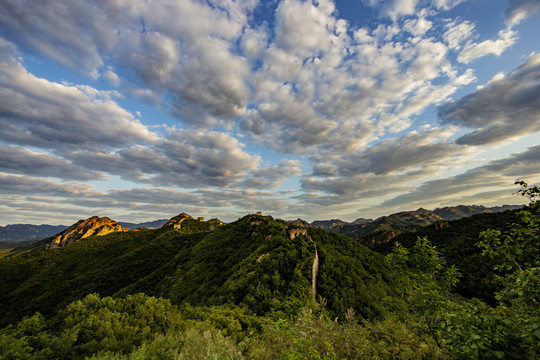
[46,216,125,249]
[162,213,195,229]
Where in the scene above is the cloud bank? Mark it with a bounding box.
[0,0,539,224]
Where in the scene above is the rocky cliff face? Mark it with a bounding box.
[47,216,125,249]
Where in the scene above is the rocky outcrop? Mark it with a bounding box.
[47,216,125,249]
[162,213,194,229]
[288,227,307,240]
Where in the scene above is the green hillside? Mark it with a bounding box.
[0,215,401,328]
[364,208,524,302]
[0,195,538,359]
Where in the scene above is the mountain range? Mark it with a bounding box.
[0,219,167,247]
[0,202,536,359]
[308,204,522,242]
[0,204,522,247]
[0,213,399,327]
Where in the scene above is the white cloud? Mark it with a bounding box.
[63,129,261,188]
[432,0,467,11]
[240,160,303,189]
[0,0,251,126]
[0,173,104,198]
[457,28,518,64]
[0,146,106,181]
[0,0,475,158]
[403,17,433,36]
[505,0,540,26]
[362,0,466,20]
[0,0,119,75]
[443,20,475,50]
[376,145,540,210]
[439,53,540,145]
[102,67,121,87]
[1,0,536,224]
[364,0,421,20]
[0,41,158,150]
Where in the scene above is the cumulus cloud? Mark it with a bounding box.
[362,0,421,20]
[0,0,119,76]
[113,0,251,124]
[0,146,106,181]
[439,53,540,145]
[63,130,260,188]
[403,17,433,36]
[240,1,466,154]
[505,0,540,26]
[431,0,467,11]
[0,0,251,126]
[377,145,540,210]
[362,0,465,20]
[0,42,157,150]
[457,28,517,64]
[109,187,204,206]
[1,0,537,224]
[443,20,475,50]
[239,160,303,189]
[311,128,466,177]
[296,127,474,210]
[0,0,476,156]
[0,173,103,198]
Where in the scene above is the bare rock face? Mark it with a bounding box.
[287,221,308,240]
[47,216,125,249]
[162,213,194,229]
[288,227,307,240]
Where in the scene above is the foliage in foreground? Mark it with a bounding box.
[0,292,447,360]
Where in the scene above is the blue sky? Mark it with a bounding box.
[0,0,539,225]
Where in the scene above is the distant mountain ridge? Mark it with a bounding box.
[0,224,68,242]
[119,219,168,230]
[0,204,523,246]
[1,219,168,243]
[309,204,523,241]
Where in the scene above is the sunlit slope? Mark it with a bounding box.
[0,214,401,327]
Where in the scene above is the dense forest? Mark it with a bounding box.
[0,182,538,359]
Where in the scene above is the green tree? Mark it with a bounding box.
[443,180,540,359]
[387,237,461,349]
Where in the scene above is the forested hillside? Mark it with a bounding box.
[0,184,538,359]
[364,208,523,303]
[0,214,400,328]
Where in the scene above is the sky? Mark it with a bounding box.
[0,0,539,225]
